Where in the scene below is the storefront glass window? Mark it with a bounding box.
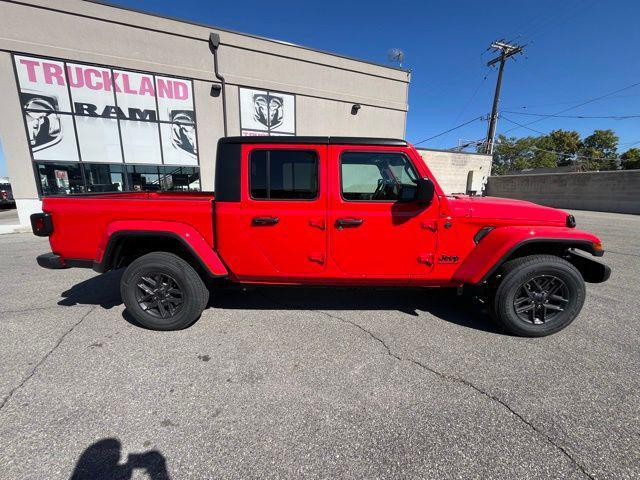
[126,165,161,191]
[126,165,200,192]
[84,163,125,192]
[34,163,200,196]
[158,166,200,191]
[36,162,84,196]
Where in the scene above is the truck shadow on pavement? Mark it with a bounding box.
[215,284,502,334]
[69,437,170,480]
[59,269,124,309]
[58,269,502,335]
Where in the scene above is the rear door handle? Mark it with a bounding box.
[252,216,279,225]
[336,218,363,229]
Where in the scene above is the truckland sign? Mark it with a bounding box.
[13,54,199,166]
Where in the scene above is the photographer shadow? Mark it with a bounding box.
[70,438,170,480]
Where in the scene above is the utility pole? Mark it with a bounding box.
[484,40,524,154]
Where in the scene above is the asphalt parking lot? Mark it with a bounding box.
[0,208,19,225]
[0,209,638,479]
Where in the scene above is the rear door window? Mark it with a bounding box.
[250,150,318,200]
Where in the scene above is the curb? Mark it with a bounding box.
[0,225,31,235]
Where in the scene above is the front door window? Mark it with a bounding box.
[341,152,418,202]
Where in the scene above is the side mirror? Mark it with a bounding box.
[415,177,435,206]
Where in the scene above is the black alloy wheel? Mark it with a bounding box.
[513,275,569,325]
[136,273,184,319]
[491,254,586,337]
[120,252,209,330]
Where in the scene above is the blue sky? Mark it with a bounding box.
[2,0,639,177]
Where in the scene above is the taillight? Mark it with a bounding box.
[30,213,53,237]
[1,191,7,200]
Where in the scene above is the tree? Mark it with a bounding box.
[580,129,619,170]
[545,130,582,166]
[491,130,584,174]
[530,135,561,169]
[491,134,535,174]
[489,129,622,175]
[620,148,640,170]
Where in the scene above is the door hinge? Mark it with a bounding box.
[308,253,325,264]
[418,254,434,266]
[421,221,437,232]
[309,219,325,230]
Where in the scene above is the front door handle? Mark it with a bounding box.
[252,216,279,226]
[336,217,363,229]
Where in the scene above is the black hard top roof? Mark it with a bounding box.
[219,136,408,147]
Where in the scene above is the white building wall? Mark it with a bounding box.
[0,0,409,226]
[417,149,492,195]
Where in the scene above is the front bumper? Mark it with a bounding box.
[37,252,66,269]
[567,250,611,283]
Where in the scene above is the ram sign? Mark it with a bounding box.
[13,54,199,166]
[239,87,295,136]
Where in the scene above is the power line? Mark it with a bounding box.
[517,0,588,41]
[413,116,483,146]
[448,74,489,130]
[500,116,546,135]
[449,138,488,151]
[503,110,640,120]
[503,81,640,134]
[500,117,640,157]
[505,93,640,110]
[504,0,595,45]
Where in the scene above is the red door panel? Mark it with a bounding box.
[238,144,328,277]
[328,145,438,278]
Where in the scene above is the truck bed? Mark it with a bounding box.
[43,191,216,263]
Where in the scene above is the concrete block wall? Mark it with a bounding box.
[486,170,640,214]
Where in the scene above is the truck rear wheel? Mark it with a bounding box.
[491,254,585,337]
[120,252,209,330]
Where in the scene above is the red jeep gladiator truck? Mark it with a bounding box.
[31,136,610,336]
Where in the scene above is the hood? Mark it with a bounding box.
[447,195,569,225]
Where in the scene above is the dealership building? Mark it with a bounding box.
[0,0,490,228]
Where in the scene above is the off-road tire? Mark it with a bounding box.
[120,252,209,330]
[491,254,585,337]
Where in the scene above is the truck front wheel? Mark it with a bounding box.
[120,252,209,330]
[491,254,586,337]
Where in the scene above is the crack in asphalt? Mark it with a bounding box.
[316,309,595,480]
[0,305,65,315]
[607,250,640,258]
[0,306,95,413]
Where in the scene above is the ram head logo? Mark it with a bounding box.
[253,94,284,129]
[21,91,62,151]
[169,110,197,156]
